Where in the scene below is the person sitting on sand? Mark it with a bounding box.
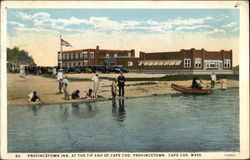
[85,89,94,99]
[111,79,117,99]
[191,77,203,90]
[28,91,41,103]
[71,90,80,99]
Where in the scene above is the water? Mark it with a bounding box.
[8,88,239,152]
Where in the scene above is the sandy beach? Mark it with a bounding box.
[7,73,239,106]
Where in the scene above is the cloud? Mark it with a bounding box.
[14,11,216,34]
[233,27,239,32]
[216,15,229,21]
[15,27,59,35]
[166,17,212,26]
[221,22,238,28]
[16,12,33,20]
[205,28,226,35]
[8,21,25,27]
[33,12,50,19]
[175,25,212,31]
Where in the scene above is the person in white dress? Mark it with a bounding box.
[57,69,64,93]
[91,74,99,98]
[210,72,216,88]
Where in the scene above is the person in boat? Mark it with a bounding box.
[191,77,203,89]
[85,89,94,99]
[28,91,41,103]
[71,90,80,99]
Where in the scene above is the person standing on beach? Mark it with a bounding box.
[111,79,117,99]
[91,74,99,98]
[57,69,64,93]
[62,76,69,100]
[117,72,125,97]
[211,72,216,88]
[220,78,227,90]
[53,67,57,75]
[20,65,26,78]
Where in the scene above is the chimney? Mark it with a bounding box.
[131,49,135,57]
[96,45,99,50]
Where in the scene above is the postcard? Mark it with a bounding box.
[0,1,249,160]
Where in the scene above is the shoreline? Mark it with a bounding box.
[7,73,239,107]
[8,87,239,107]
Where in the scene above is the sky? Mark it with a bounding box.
[7,9,239,66]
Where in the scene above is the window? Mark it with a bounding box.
[114,53,117,58]
[195,58,202,68]
[75,53,79,59]
[216,63,220,68]
[70,53,74,59]
[58,54,61,60]
[80,52,84,59]
[184,59,191,68]
[224,59,231,68]
[128,52,131,57]
[210,62,216,68]
[66,54,69,60]
[106,53,109,58]
[128,61,133,66]
[204,60,222,68]
[83,51,88,58]
[83,60,88,65]
[205,62,209,68]
[62,53,65,60]
[90,52,94,58]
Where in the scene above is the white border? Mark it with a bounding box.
[1,1,249,160]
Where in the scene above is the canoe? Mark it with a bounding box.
[171,83,212,95]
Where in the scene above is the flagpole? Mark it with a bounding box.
[60,35,63,69]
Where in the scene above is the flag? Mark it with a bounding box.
[61,38,72,47]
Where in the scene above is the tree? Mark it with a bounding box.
[7,47,30,62]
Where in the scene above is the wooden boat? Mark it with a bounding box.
[171,83,212,95]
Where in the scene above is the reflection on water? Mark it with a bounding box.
[71,102,97,119]
[60,104,69,122]
[28,104,42,116]
[112,98,126,122]
[8,88,239,152]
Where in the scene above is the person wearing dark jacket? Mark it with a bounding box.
[117,72,126,97]
[71,90,80,99]
[191,77,202,89]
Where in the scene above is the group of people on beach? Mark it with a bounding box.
[191,72,227,90]
[56,69,126,101]
[27,70,226,104]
